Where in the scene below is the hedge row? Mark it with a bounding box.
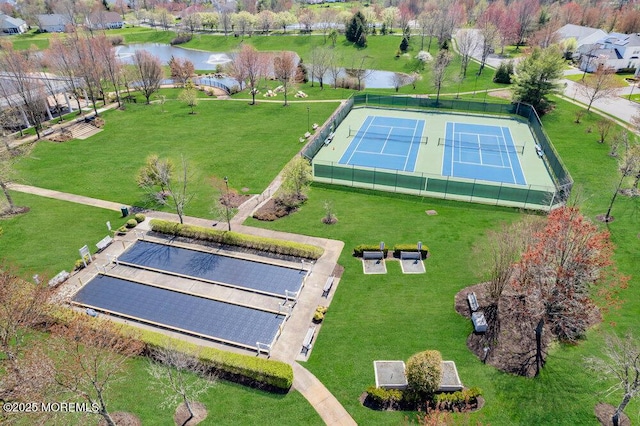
[392,244,429,259]
[137,327,293,391]
[353,244,389,257]
[149,219,323,260]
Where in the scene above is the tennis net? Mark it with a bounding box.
[349,128,428,145]
[437,138,525,155]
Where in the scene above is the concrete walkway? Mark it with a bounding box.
[6,181,356,426]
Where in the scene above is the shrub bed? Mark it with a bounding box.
[392,244,429,259]
[364,386,403,410]
[149,219,323,260]
[353,244,389,257]
[435,387,483,411]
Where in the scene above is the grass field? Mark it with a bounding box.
[14,91,339,218]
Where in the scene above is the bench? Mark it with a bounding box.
[467,292,479,312]
[42,128,54,136]
[322,275,334,297]
[324,132,335,146]
[363,251,384,263]
[96,235,113,252]
[400,251,421,264]
[302,326,316,354]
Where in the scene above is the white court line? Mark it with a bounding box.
[346,117,377,164]
[379,127,394,154]
[403,121,421,171]
[358,150,407,158]
[499,127,518,183]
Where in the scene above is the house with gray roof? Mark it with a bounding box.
[36,14,72,33]
[85,11,124,30]
[0,14,27,34]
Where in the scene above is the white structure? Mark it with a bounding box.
[36,14,72,33]
[557,24,640,73]
[85,11,124,30]
[0,14,27,34]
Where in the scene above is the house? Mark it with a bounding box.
[85,11,124,30]
[36,14,72,33]
[0,14,27,34]
[556,24,640,73]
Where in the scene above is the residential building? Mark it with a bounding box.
[0,14,27,34]
[36,14,72,33]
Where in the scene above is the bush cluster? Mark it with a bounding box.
[150,219,324,259]
[392,244,429,259]
[125,219,137,228]
[335,76,361,90]
[493,61,514,84]
[134,213,146,223]
[435,387,482,411]
[366,386,403,409]
[353,244,389,257]
[138,327,293,390]
[406,350,443,396]
[313,305,328,323]
[108,35,124,46]
[170,34,193,45]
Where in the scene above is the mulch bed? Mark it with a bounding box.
[98,412,141,426]
[594,403,631,426]
[222,192,251,208]
[174,401,207,426]
[0,206,30,219]
[359,391,484,413]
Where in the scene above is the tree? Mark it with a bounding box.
[585,332,640,426]
[493,61,514,84]
[476,21,499,76]
[165,156,194,224]
[281,156,312,201]
[346,11,366,44]
[169,56,195,87]
[132,50,164,104]
[596,118,615,144]
[232,11,256,37]
[432,49,452,104]
[381,7,399,34]
[45,35,85,114]
[178,80,198,114]
[405,350,442,396]
[137,154,174,202]
[147,343,216,426]
[512,46,565,114]
[579,65,619,112]
[456,29,478,78]
[310,47,332,89]
[49,317,144,426]
[273,51,297,106]
[511,0,540,50]
[399,37,409,53]
[276,11,296,34]
[92,34,122,108]
[234,45,267,105]
[511,207,614,376]
[603,143,640,222]
[257,10,276,34]
[391,73,411,92]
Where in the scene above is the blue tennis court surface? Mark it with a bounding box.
[339,115,425,172]
[73,275,285,348]
[442,122,526,185]
[118,240,306,296]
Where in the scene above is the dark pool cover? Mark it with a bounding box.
[73,275,285,348]
[118,240,305,296]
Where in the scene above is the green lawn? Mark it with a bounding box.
[14,91,339,218]
[0,192,129,277]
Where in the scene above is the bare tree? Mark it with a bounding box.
[456,29,478,78]
[273,51,297,106]
[596,118,615,144]
[603,143,640,222]
[390,73,411,92]
[50,318,144,426]
[45,35,84,115]
[165,156,194,224]
[92,34,122,108]
[310,47,332,89]
[133,50,164,104]
[585,332,640,426]
[476,22,499,76]
[346,54,373,91]
[234,45,267,105]
[137,154,174,203]
[432,49,452,104]
[579,65,619,112]
[147,343,216,426]
[417,6,438,51]
[178,80,198,114]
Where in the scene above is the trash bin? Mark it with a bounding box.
[120,206,129,217]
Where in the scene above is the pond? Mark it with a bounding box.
[115,43,231,70]
[116,43,409,89]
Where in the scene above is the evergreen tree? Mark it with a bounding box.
[512,46,565,114]
[399,37,409,53]
[493,61,514,84]
[346,11,367,44]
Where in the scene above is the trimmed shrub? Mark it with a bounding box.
[435,387,482,411]
[493,60,514,84]
[335,76,361,90]
[135,327,293,390]
[392,243,429,259]
[353,244,389,257]
[116,225,128,235]
[365,386,403,409]
[126,219,138,228]
[149,219,324,260]
[170,33,192,45]
[134,213,146,223]
[406,350,442,396]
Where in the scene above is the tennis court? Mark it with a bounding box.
[339,115,426,172]
[72,275,285,349]
[442,122,527,185]
[118,240,306,297]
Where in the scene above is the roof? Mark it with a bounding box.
[556,24,606,44]
[36,14,71,27]
[88,11,122,24]
[0,14,26,29]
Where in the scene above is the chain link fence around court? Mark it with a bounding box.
[305,95,573,209]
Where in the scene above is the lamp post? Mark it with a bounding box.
[306,106,310,132]
[223,176,231,231]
